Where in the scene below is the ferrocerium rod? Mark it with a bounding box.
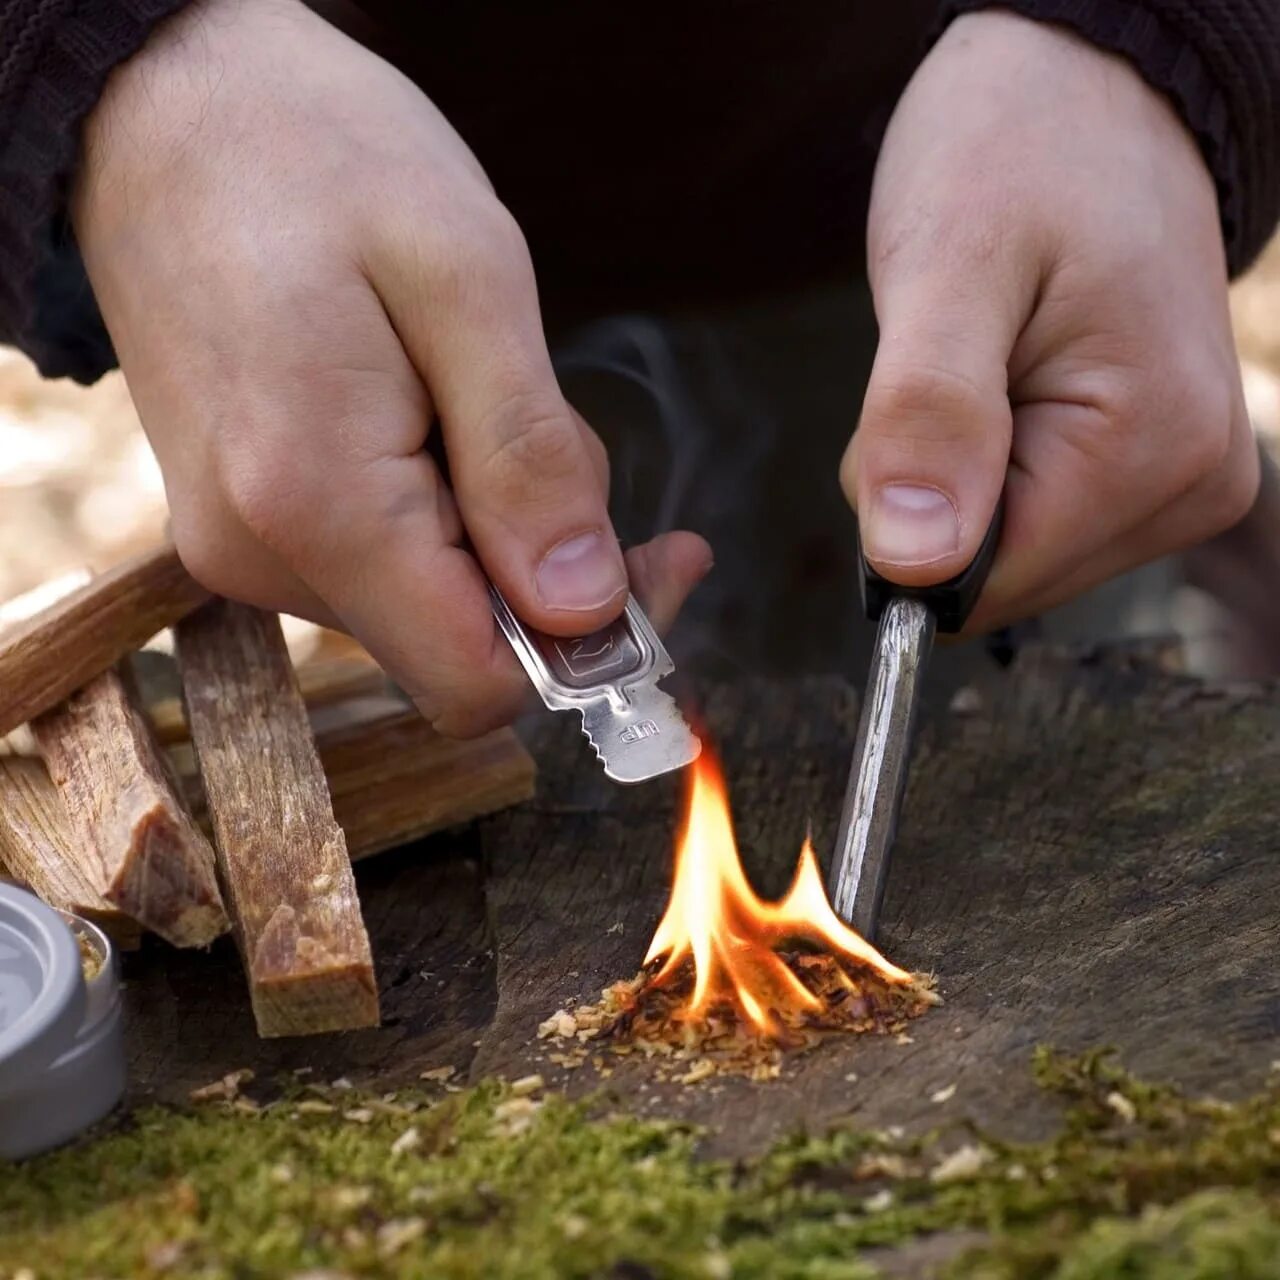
[828,597,935,940]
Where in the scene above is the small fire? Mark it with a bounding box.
[537,744,933,1081]
[644,749,913,1037]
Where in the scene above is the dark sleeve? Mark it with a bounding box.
[0,0,193,383]
[940,0,1280,277]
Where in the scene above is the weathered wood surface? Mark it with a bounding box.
[176,599,379,1038]
[31,667,228,947]
[0,543,208,736]
[119,649,1280,1164]
[0,756,143,949]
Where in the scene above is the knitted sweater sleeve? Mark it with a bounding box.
[0,0,193,382]
[1,2,1278,384]
[941,0,1280,276]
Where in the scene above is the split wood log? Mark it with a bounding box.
[2,697,533,952]
[0,543,208,737]
[31,666,228,947]
[115,647,1280,1133]
[0,757,143,949]
[148,653,390,746]
[316,699,537,860]
[175,598,379,1037]
[170,692,536,863]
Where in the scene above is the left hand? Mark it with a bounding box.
[843,10,1259,631]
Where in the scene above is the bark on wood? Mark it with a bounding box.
[0,543,208,736]
[31,666,228,947]
[175,599,379,1037]
[115,649,1280,1166]
[0,757,142,949]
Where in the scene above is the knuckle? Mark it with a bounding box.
[867,361,991,443]
[1093,364,1237,500]
[1218,461,1260,529]
[171,517,240,600]
[473,205,530,266]
[410,677,517,740]
[430,701,506,740]
[217,441,302,550]
[476,391,583,498]
[1089,373,1145,433]
[1168,381,1237,495]
[431,205,531,303]
[1203,437,1259,534]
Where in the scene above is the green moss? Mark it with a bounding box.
[0,1080,874,1280]
[2,1051,1280,1279]
[955,1192,1280,1280]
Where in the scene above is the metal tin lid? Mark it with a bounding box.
[0,884,87,1092]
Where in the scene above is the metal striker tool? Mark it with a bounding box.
[422,426,698,785]
[828,502,1004,939]
[490,587,701,784]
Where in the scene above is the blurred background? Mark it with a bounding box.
[2,240,1280,680]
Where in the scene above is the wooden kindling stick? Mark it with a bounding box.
[175,599,379,1037]
[0,757,144,950]
[0,542,208,737]
[31,665,229,947]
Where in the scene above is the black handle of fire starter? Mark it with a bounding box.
[857,496,1005,634]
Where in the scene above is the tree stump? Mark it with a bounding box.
[120,645,1280,1163]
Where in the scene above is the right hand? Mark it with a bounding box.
[74,0,711,736]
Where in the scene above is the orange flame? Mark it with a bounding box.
[644,747,912,1036]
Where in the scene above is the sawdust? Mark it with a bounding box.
[74,927,103,981]
[538,951,937,1082]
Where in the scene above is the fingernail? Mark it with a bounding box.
[536,530,627,611]
[864,484,960,566]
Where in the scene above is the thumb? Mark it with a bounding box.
[376,213,628,637]
[842,269,1020,587]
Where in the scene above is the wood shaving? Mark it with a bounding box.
[930,1144,992,1183]
[855,1153,910,1181]
[189,1069,254,1104]
[75,928,103,981]
[492,1095,542,1138]
[323,1186,373,1213]
[293,1101,336,1117]
[537,1010,578,1040]
[376,1218,426,1258]
[1106,1090,1138,1124]
[390,1128,421,1157]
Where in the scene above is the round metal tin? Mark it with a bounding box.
[0,885,126,1159]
